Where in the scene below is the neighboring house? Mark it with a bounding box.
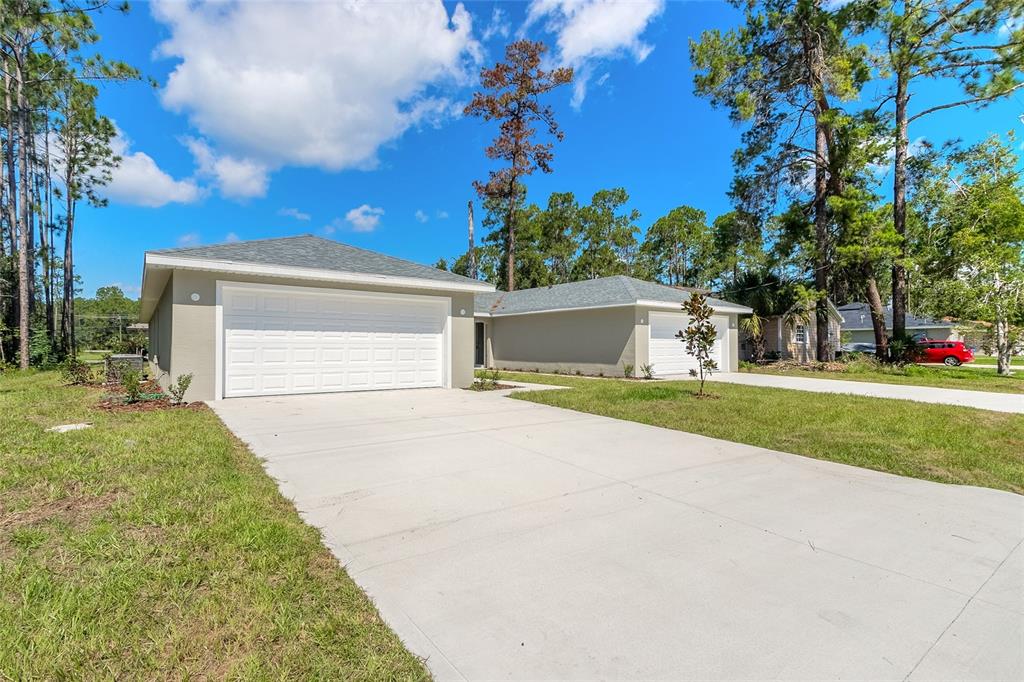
[740,300,842,363]
[836,302,959,343]
[139,235,494,401]
[474,276,752,377]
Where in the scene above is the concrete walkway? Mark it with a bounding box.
[211,389,1024,680]
[696,372,1024,414]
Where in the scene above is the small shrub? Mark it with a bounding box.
[59,357,93,385]
[640,363,655,380]
[575,369,582,376]
[168,373,194,405]
[622,363,635,378]
[121,366,143,404]
[487,368,502,385]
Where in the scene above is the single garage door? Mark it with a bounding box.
[648,311,728,376]
[221,284,447,397]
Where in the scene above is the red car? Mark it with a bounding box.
[917,339,974,366]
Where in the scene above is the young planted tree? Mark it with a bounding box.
[640,205,715,287]
[862,0,1024,340]
[464,40,572,292]
[677,292,719,397]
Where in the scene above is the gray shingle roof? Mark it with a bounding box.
[837,302,953,330]
[475,276,751,315]
[150,235,488,288]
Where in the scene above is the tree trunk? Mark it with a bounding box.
[505,187,516,292]
[813,120,831,362]
[3,72,16,260]
[891,73,909,341]
[62,189,75,356]
[862,264,889,360]
[43,122,54,345]
[995,313,1011,376]
[15,61,30,369]
[467,199,476,280]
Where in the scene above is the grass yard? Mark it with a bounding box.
[973,355,1023,368]
[0,371,428,680]
[485,370,1024,494]
[741,361,1024,394]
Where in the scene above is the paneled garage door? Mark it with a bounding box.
[220,284,447,397]
[648,311,728,376]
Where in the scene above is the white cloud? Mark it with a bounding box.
[436,210,450,219]
[346,204,385,233]
[322,218,344,235]
[152,0,480,193]
[482,7,511,41]
[224,232,241,243]
[103,129,201,207]
[177,232,200,247]
[415,209,429,223]
[525,0,664,108]
[278,207,311,221]
[870,136,929,178]
[185,137,268,200]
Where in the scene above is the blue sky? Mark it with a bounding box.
[78,0,1024,298]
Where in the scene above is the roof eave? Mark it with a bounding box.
[143,253,496,295]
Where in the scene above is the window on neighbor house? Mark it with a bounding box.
[795,325,807,343]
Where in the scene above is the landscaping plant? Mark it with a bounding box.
[120,366,143,404]
[168,373,194,405]
[622,363,635,378]
[641,363,655,380]
[59,357,93,385]
[677,293,719,397]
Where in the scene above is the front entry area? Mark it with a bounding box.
[648,311,728,375]
[220,282,448,398]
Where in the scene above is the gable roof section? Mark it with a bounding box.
[147,235,490,289]
[837,302,954,330]
[475,276,752,316]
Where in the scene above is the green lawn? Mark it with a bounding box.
[484,370,1024,494]
[741,362,1024,394]
[972,355,1023,368]
[0,371,428,680]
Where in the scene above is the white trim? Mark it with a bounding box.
[146,253,494,294]
[216,280,452,398]
[473,299,753,318]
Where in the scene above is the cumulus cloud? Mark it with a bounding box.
[415,209,429,223]
[152,0,480,193]
[346,204,385,232]
[185,137,269,200]
[525,0,664,108]
[103,129,202,207]
[436,210,450,219]
[278,207,311,221]
[224,232,241,243]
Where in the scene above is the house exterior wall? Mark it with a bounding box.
[487,306,637,376]
[157,268,475,401]
[147,275,174,389]
[748,315,841,362]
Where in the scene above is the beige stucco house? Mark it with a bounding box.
[474,276,752,377]
[140,235,494,401]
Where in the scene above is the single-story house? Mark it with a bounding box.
[474,276,752,377]
[837,302,960,343]
[140,235,494,401]
[740,300,842,363]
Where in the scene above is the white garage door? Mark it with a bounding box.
[221,284,447,398]
[648,312,728,377]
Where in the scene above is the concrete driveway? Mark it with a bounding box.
[211,389,1024,680]
[664,372,1024,414]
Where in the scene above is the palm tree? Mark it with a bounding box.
[724,270,786,364]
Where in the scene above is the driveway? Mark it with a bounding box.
[689,372,1023,414]
[211,389,1024,680]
